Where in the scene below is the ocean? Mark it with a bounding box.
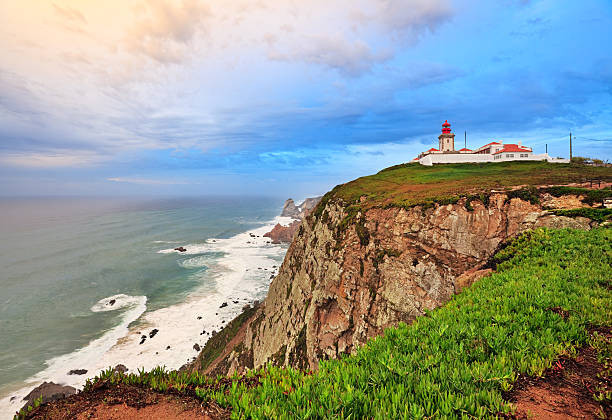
[0,196,291,418]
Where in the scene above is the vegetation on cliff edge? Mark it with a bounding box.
[42,227,611,419]
[313,161,611,214]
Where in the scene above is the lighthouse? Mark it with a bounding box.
[438,120,455,152]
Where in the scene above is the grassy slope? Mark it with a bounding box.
[324,161,612,210]
[57,227,611,420]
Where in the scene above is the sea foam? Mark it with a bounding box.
[0,216,291,419]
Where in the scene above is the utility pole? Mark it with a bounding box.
[569,132,572,161]
[545,144,548,154]
[464,131,467,149]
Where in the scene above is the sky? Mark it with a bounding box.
[0,0,610,197]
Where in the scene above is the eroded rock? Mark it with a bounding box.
[21,382,76,412]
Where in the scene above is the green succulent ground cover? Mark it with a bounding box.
[62,227,611,420]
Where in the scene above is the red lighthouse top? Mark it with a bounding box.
[442,120,451,134]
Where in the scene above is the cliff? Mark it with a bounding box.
[195,162,612,375]
[21,162,612,419]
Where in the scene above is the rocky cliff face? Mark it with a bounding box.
[205,192,596,375]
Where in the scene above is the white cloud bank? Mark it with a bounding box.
[0,0,454,168]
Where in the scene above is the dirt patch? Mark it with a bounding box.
[23,383,230,420]
[72,397,217,420]
[503,328,611,419]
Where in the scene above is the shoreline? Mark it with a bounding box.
[0,215,295,419]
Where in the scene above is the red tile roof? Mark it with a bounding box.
[478,141,502,148]
[458,148,472,152]
[492,144,532,155]
[427,148,439,152]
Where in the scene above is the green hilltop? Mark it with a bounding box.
[322,161,612,210]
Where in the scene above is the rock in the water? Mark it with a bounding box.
[280,197,322,219]
[21,382,76,412]
[220,302,228,308]
[149,328,159,338]
[193,343,201,351]
[67,369,87,375]
[139,335,146,345]
[108,299,116,306]
[280,198,301,218]
[166,346,171,350]
[113,364,128,374]
[174,246,187,252]
[263,220,301,244]
[197,316,202,320]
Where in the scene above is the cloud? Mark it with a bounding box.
[372,0,453,38]
[52,3,87,24]
[268,35,392,76]
[0,151,105,168]
[125,0,211,63]
[262,0,453,76]
[107,176,190,185]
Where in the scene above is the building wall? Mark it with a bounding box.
[419,153,568,166]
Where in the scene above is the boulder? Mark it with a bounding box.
[113,364,128,374]
[21,382,76,412]
[67,369,87,375]
[174,247,187,252]
[193,343,201,352]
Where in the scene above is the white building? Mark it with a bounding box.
[414,121,569,166]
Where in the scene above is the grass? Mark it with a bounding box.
[69,227,611,419]
[542,185,612,206]
[316,161,612,213]
[550,208,612,223]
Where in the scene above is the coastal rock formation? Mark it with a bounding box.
[280,197,322,220]
[280,199,301,218]
[264,196,322,245]
[263,220,301,244]
[21,382,77,412]
[203,192,598,375]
